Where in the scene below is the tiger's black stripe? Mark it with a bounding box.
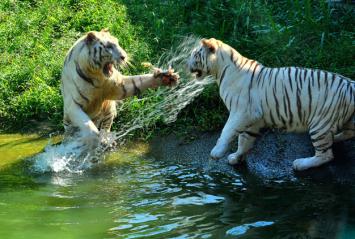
[75,62,97,87]
[298,68,303,89]
[99,112,114,129]
[99,47,103,61]
[317,70,321,88]
[132,80,141,95]
[240,59,249,69]
[230,49,234,63]
[273,88,281,122]
[122,84,127,97]
[288,68,294,92]
[256,66,266,87]
[307,73,312,122]
[268,68,274,86]
[223,92,230,106]
[284,86,293,126]
[330,73,336,88]
[227,94,233,110]
[296,87,302,124]
[261,67,270,88]
[64,48,74,65]
[219,65,230,87]
[219,51,225,61]
[244,131,261,138]
[294,68,303,123]
[237,131,261,138]
[73,99,84,109]
[72,80,89,103]
[248,62,258,104]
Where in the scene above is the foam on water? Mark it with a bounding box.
[31,36,214,173]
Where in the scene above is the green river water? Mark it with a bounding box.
[0,134,354,239]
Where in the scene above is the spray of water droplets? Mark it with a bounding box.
[32,36,214,173]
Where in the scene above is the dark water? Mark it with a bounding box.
[1,148,354,239]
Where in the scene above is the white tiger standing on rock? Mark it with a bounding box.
[188,38,354,170]
[61,29,179,149]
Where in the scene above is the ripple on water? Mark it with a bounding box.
[117,213,162,224]
[226,221,275,236]
[172,192,225,206]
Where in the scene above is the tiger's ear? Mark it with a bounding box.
[100,28,109,33]
[86,32,97,44]
[201,38,217,53]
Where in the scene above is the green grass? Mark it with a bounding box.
[0,0,354,135]
[0,0,151,131]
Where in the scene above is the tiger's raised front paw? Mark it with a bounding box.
[154,67,179,87]
[210,145,227,160]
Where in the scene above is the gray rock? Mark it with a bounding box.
[149,132,355,183]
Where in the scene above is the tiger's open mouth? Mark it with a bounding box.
[103,62,114,77]
[190,69,203,78]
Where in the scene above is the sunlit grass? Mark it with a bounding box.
[0,0,353,134]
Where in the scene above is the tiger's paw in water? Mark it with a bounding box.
[79,131,100,151]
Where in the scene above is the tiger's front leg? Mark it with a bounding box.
[66,101,100,150]
[227,121,263,165]
[210,112,256,159]
[120,68,179,98]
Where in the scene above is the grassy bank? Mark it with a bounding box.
[0,0,354,134]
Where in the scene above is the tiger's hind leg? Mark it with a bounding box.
[293,130,334,171]
[334,120,355,143]
[95,101,117,133]
[93,101,117,150]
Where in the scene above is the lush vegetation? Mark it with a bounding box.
[0,0,354,134]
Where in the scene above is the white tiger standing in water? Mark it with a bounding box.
[188,38,354,170]
[61,29,178,148]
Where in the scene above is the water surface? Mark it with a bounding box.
[0,134,354,239]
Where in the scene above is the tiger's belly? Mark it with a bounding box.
[85,99,115,120]
[262,112,309,133]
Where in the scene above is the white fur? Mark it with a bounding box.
[189,38,354,170]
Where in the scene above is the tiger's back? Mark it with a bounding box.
[255,66,355,133]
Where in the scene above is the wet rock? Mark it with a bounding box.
[149,132,355,183]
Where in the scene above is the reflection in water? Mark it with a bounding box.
[172,192,224,206]
[226,221,274,236]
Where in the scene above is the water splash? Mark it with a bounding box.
[31,36,213,173]
[32,134,95,173]
[113,35,213,144]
